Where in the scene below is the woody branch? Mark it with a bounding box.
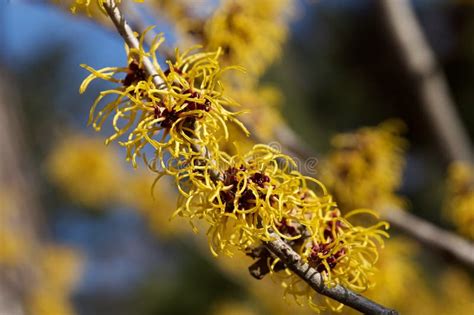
[377,0,472,163]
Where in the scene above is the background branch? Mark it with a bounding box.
[376,0,473,163]
[381,208,474,266]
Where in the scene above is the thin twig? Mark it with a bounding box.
[101,1,397,313]
[381,208,474,266]
[103,0,165,88]
[123,1,175,59]
[265,232,398,315]
[376,0,473,163]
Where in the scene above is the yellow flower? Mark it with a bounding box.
[80,29,248,171]
[444,162,474,239]
[321,120,407,211]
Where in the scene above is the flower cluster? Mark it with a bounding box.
[443,162,474,239]
[80,29,248,171]
[320,120,407,211]
[77,8,390,312]
[174,145,332,255]
[173,145,388,311]
[149,0,293,147]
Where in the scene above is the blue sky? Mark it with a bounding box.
[3,2,125,68]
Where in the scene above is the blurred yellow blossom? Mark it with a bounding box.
[28,291,76,315]
[152,0,294,77]
[321,120,407,211]
[0,190,32,265]
[203,0,294,77]
[0,188,82,315]
[209,301,259,315]
[443,162,474,239]
[27,245,83,315]
[46,133,124,208]
[0,229,29,266]
[124,172,189,237]
[230,85,284,142]
[346,238,435,314]
[39,245,84,292]
[435,268,474,315]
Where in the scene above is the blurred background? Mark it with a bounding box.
[0,0,473,315]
